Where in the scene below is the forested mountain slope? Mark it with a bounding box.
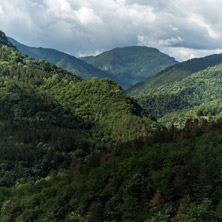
[0,30,159,187]
[80,46,178,89]
[128,53,222,96]
[0,30,222,222]
[8,37,125,86]
[130,63,222,128]
[127,54,222,126]
[2,116,222,221]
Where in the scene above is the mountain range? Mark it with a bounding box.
[8,37,122,83]
[8,37,177,89]
[1,30,222,221]
[0,30,159,186]
[128,54,222,126]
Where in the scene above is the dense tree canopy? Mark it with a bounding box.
[0,30,222,221]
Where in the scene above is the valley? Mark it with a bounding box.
[0,29,222,221]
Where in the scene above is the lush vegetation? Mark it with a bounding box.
[158,98,222,128]
[1,30,222,221]
[1,117,222,221]
[80,46,177,89]
[0,30,158,187]
[128,53,222,96]
[135,64,222,123]
[128,54,222,127]
[8,37,123,85]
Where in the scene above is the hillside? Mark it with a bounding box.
[8,37,125,86]
[128,54,222,121]
[130,63,222,128]
[0,30,159,187]
[2,115,222,221]
[80,46,178,89]
[1,30,222,221]
[156,64,222,127]
[128,53,222,97]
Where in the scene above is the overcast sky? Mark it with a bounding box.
[1,0,222,61]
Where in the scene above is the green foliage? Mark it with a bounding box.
[128,53,222,96]
[128,54,222,125]
[180,198,222,222]
[0,120,222,221]
[65,212,87,222]
[2,30,222,222]
[129,62,222,128]
[0,200,14,222]
[43,77,160,143]
[0,30,158,187]
[159,99,222,129]
[0,31,13,47]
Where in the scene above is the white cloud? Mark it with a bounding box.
[137,35,183,48]
[78,49,103,58]
[164,47,222,62]
[137,34,222,62]
[159,37,183,47]
[74,7,103,26]
[1,0,222,61]
[0,5,3,15]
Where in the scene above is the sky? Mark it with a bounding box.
[1,0,222,61]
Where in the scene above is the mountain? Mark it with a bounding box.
[128,54,222,121]
[0,30,159,187]
[156,64,222,127]
[128,54,222,97]
[1,30,222,221]
[0,32,14,47]
[9,39,177,90]
[128,56,222,128]
[8,37,125,86]
[80,46,178,89]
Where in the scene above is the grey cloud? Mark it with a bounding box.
[0,0,222,61]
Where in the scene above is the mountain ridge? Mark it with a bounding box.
[8,37,127,87]
[8,37,178,89]
[127,53,222,96]
[0,30,160,187]
[80,45,178,89]
[1,30,222,222]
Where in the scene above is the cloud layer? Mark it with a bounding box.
[0,0,222,61]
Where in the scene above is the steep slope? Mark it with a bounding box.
[128,53,222,96]
[43,77,159,142]
[8,37,124,85]
[0,30,159,186]
[80,46,178,89]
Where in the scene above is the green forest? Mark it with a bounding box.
[128,54,222,128]
[1,29,222,221]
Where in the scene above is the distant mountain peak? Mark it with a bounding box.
[80,46,178,89]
